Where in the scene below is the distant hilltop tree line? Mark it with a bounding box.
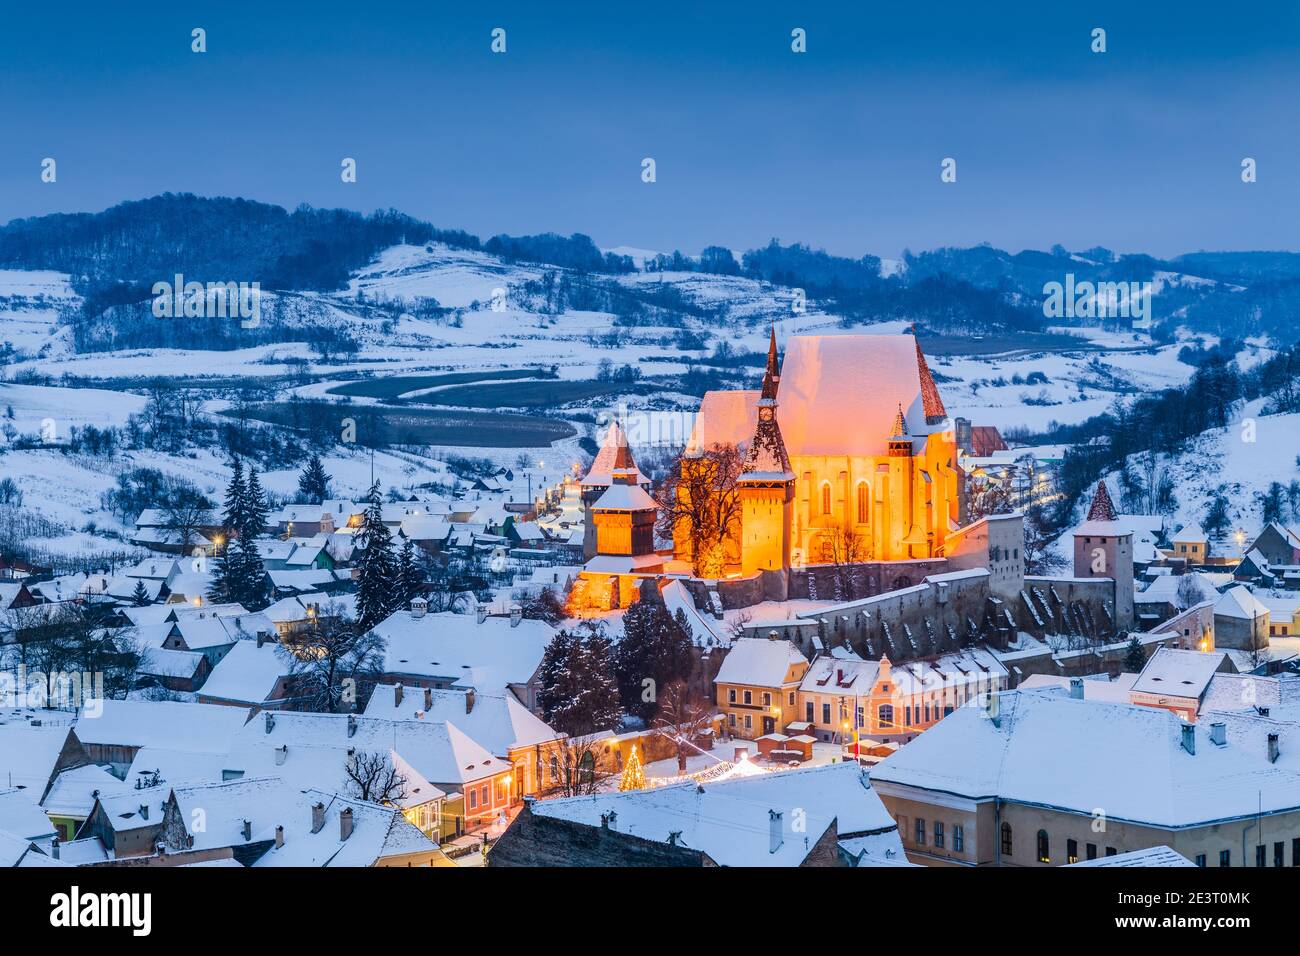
[6,193,1300,340]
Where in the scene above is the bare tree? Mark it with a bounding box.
[827,527,870,599]
[652,681,714,775]
[282,600,386,713]
[344,750,408,805]
[544,734,619,798]
[160,498,213,553]
[655,443,744,577]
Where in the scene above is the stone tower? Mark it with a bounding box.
[580,419,646,560]
[738,328,796,580]
[1072,481,1134,630]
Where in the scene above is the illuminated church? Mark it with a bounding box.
[679,330,963,574]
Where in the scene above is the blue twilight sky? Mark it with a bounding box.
[0,0,1297,259]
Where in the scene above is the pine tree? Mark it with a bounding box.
[297,453,332,502]
[208,459,269,610]
[244,466,269,538]
[393,537,423,610]
[131,579,150,606]
[618,744,646,791]
[614,602,695,723]
[1123,635,1146,672]
[354,481,398,631]
[209,461,249,606]
[538,629,622,736]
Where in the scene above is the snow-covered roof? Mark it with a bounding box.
[1215,585,1270,621]
[590,480,657,512]
[40,764,129,819]
[251,786,446,868]
[198,640,293,705]
[686,389,760,454]
[799,656,880,694]
[1017,672,1138,704]
[582,419,646,487]
[374,610,553,692]
[871,692,1300,827]
[74,700,249,753]
[1136,573,1218,606]
[527,762,896,866]
[0,787,58,840]
[363,684,560,755]
[1132,647,1228,700]
[139,647,207,679]
[1067,846,1195,867]
[0,724,76,800]
[230,711,504,790]
[714,637,808,688]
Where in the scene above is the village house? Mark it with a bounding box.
[372,603,554,713]
[490,762,906,867]
[1128,647,1235,722]
[870,689,1300,867]
[713,636,810,739]
[363,683,565,802]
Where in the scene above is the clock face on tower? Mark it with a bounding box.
[759,407,774,421]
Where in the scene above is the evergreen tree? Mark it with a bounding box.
[393,537,423,610]
[297,453,332,502]
[614,602,696,723]
[1123,635,1146,672]
[354,482,398,631]
[244,466,269,538]
[537,628,622,736]
[618,744,647,791]
[131,579,150,607]
[208,458,269,610]
[1204,492,1231,537]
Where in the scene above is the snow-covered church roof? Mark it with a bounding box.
[686,334,950,459]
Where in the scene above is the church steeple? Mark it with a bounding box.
[1086,480,1118,522]
[887,403,911,458]
[761,325,781,400]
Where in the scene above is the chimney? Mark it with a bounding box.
[138,804,149,821]
[274,825,284,849]
[311,802,325,833]
[465,688,475,715]
[394,683,404,708]
[274,744,288,766]
[1210,722,1227,747]
[241,818,252,841]
[510,604,522,628]
[769,809,784,854]
[1180,723,1196,756]
[256,631,267,648]
[1269,733,1280,764]
[51,837,60,860]
[1259,706,1271,718]
[423,687,432,711]
[1069,677,1084,700]
[264,712,275,734]
[410,598,427,619]
[340,807,354,841]
[476,604,488,625]
[347,714,357,738]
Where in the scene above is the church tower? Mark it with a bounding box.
[738,328,796,578]
[580,419,646,560]
[1072,481,1134,630]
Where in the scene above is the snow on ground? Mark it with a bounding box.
[0,382,146,434]
[0,269,78,359]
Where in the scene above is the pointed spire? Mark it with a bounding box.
[1086,481,1118,522]
[889,404,907,439]
[582,418,642,486]
[761,325,780,400]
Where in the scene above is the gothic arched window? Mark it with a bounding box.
[821,482,832,515]
[856,482,870,524]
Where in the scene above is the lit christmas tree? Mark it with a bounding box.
[619,744,647,791]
